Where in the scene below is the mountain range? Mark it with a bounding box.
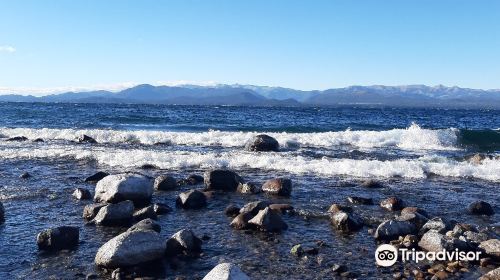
[1,84,500,108]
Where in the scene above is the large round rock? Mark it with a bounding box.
[202,263,250,280]
[204,170,243,191]
[94,173,153,206]
[245,134,279,152]
[176,189,207,209]
[262,178,292,196]
[37,226,79,251]
[95,228,165,268]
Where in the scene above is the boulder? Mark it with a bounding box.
[73,188,92,200]
[95,229,165,268]
[0,201,4,223]
[479,267,500,280]
[248,207,288,232]
[153,203,172,215]
[176,189,207,209]
[85,171,109,183]
[479,239,500,259]
[262,178,292,196]
[133,206,157,221]
[204,170,243,191]
[93,200,134,226]
[397,212,429,229]
[420,217,453,234]
[361,179,383,188]
[78,134,97,143]
[82,203,107,220]
[33,138,44,142]
[460,231,489,245]
[330,211,363,233]
[380,197,404,211]
[128,218,161,233]
[346,196,373,205]
[202,263,250,280]
[239,201,270,216]
[374,220,417,241]
[186,174,204,184]
[36,226,79,251]
[165,229,202,256]
[401,207,429,218]
[154,175,177,191]
[245,134,279,152]
[418,230,449,252]
[237,182,261,194]
[468,201,494,216]
[94,173,153,206]
[6,136,28,141]
[225,204,241,217]
[230,212,254,230]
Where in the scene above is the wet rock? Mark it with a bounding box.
[347,196,373,205]
[397,211,429,229]
[154,175,177,191]
[128,218,161,233]
[139,163,157,169]
[421,217,453,234]
[245,134,279,152]
[204,170,243,191]
[468,201,494,216]
[176,189,207,209]
[33,138,44,142]
[479,267,500,280]
[36,226,79,251]
[401,207,429,218]
[327,204,352,213]
[375,220,417,241]
[331,264,347,274]
[248,207,288,232]
[82,203,107,220]
[380,197,404,211]
[230,212,253,230]
[94,173,153,206]
[262,178,292,196]
[449,223,477,237]
[418,230,469,253]
[133,205,157,221]
[85,171,109,183]
[290,244,305,256]
[93,200,134,226]
[95,229,165,268]
[78,134,97,143]
[225,204,241,217]
[111,268,124,280]
[239,201,270,216]
[153,203,172,215]
[6,136,28,141]
[187,174,204,184]
[330,211,364,233]
[20,172,31,179]
[479,239,500,259]
[72,188,92,200]
[237,182,261,194]
[402,234,419,248]
[269,203,294,214]
[361,179,383,188]
[202,262,250,280]
[165,229,202,257]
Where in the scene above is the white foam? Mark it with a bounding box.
[0,123,459,151]
[0,144,498,181]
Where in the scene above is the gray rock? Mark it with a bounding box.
[37,226,79,251]
[239,201,270,216]
[245,134,279,152]
[85,171,109,183]
[479,267,500,280]
[78,134,97,143]
[460,231,489,245]
[94,173,153,206]
[327,204,352,213]
[73,188,92,200]
[176,189,207,209]
[397,212,429,229]
[154,175,177,191]
[380,197,403,211]
[93,200,134,226]
[400,207,429,218]
[82,203,107,220]
[204,170,243,191]
[95,229,165,268]
[165,229,202,256]
[237,182,261,194]
[262,178,292,196]
[153,203,172,215]
[128,218,161,233]
[202,263,250,280]
[418,230,469,252]
[133,205,157,221]
[420,217,452,234]
[248,207,288,232]
[374,220,417,241]
[230,212,253,230]
[479,239,500,259]
[469,201,494,216]
[330,211,363,233]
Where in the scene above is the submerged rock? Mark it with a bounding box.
[19,172,31,179]
[374,220,417,241]
[95,228,165,268]
[237,182,261,194]
[165,229,202,257]
[82,203,107,220]
[262,178,292,196]
[93,200,134,226]
[330,211,364,233]
[248,207,288,232]
[204,170,243,191]
[128,218,161,233]
[269,203,294,214]
[73,188,92,200]
[361,179,383,188]
[245,134,279,152]
[202,263,250,280]
[85,171,109,183]
[176,189,207,209]
[468,200,494,216]
[347,196,373,205]
[37,226,79,251]
[78,134,97,143]
[153,203,172,215]
[154,175,177,191]
[94,173,153,206]
[380,197,404,211]
[6,136,28,141]
[133,205,157,221]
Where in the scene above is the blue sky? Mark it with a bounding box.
[1,0,500,95]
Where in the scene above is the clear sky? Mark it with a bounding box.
[1,0,500,95]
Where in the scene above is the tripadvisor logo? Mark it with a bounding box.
[375,244,482,267]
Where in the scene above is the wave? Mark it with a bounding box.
[0,144,498,181]
[458,129,500,151]
[0,123,461,151]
